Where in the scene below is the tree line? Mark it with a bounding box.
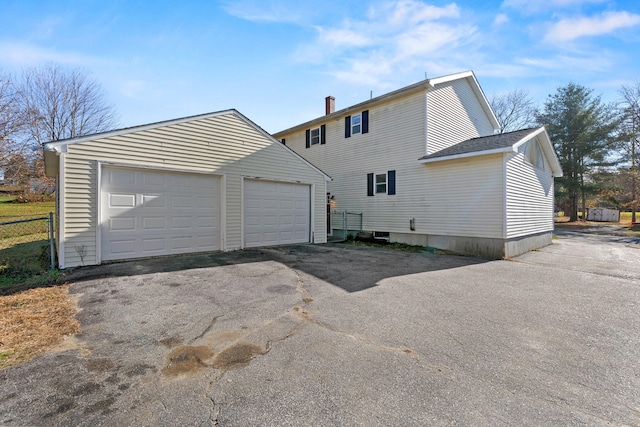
[0,64,118,191]
[1,63,637,222]
[491,82,640,222]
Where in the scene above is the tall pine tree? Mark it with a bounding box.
[537,84,621,221]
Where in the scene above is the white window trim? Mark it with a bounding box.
[375,171,387,194]
[351,113,362,135]
[310,127,321,145]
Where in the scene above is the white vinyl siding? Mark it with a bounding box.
[426,79,496,155]
[505,148,555,238]
[59,112,327,268]
[277,89,505,239]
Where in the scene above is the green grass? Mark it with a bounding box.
[0,196,54,219]
[0,197,58,291]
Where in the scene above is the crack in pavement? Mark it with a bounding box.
[192,315,223,342]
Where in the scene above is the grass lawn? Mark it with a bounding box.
[0,195,76,372]
[0,196,59,291]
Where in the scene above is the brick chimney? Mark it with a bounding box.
[325,96,335,115]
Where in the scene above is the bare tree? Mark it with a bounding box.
[19,64,119,146]
[619,81,640,223]
[490,89,537,133]
[0,73,28,172]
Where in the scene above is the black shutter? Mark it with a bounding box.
[388,170,396,195]
[367,173,374,196]
[281,138,286,145]
[345,116,351,138]
[362,110,369,134]
[320,124,326,144]
[305,129,310,148]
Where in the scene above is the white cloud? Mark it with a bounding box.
[316,27,373,47]
[0,41,98,68]
[294,1,474,87]
[493,13,509,26]
[221,0,306,24]
[501,0,606,13]
[544,11,640,42]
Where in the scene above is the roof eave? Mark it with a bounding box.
[274,80,434,137]
[419,146,514,164]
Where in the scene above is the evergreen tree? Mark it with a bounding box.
[537,83,622,221]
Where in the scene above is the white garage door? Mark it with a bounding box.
[244,179,310,247]
[100,166,221,261]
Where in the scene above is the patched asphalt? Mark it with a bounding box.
[1,229,639,426]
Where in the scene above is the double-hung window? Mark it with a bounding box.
[310,127,321,145]
[367,170,396,196]
[375,173,386,194]
[345,110,369,138]
[351,114,362,135]
[305,124,326,148]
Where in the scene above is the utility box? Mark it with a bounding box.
[586,207,620,222]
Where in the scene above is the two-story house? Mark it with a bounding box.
[273,71,562,259]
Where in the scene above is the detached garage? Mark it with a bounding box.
[44,110,330,269]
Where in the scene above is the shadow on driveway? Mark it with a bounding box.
[65,243,488,293]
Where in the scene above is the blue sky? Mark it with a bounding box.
[1,0,639,133]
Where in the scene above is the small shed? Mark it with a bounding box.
[44,110,330,269]
[586,207,620,222]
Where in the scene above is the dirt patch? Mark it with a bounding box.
[162,345,213,376]
[0,284,80,369]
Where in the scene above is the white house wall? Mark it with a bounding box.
[426,79,496,155]
[505,147,555,238]
[60,113,326,268]
[421,155,505,238]
[279,89,505,240]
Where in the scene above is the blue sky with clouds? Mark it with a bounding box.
[1,0,639,133]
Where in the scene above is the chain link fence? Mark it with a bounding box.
[328,210,363,242]
[0,213,56,270]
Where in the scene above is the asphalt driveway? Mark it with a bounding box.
[1,227,639,426]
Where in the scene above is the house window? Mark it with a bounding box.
[352,114,362,135]
[375,173,387,194]
[305,124,326,148]
[345,110,369,138]
[367,170,396,196]
[310,128,321,145]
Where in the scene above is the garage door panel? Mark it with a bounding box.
[171,216,193,229]
[110,194,136,208]
[101,167,221,261]
[172,196,192,209]
[196,197,217,209]
[142,194,165,207]
[243,179,310,248]
[110,217,136,231]
[171,236,192,250]
[196,216,217,227]
[142,238,166,252]
[110,169,136,185]
[142,217,165,230]
[109,239,137,255]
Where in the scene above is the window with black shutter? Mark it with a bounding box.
[346,110,369,138]
[367,170,396,195]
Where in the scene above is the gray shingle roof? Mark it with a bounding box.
[420,128,539,160]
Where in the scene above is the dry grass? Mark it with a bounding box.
[0,285,80,370]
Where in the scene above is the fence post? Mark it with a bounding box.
[48,212,56,270]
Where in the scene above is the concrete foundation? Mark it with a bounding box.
[387,231,553,259]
